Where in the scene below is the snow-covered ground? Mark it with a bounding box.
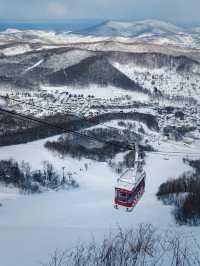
[42,84,150,101]
[1,44,32,56]
[83,119,158,145]
[0,135,200,266]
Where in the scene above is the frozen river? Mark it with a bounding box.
[0,136,199,266]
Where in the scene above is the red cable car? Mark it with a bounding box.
[114,145,146,212]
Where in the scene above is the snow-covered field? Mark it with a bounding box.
[42,84,149,101]
[0,135,199,266]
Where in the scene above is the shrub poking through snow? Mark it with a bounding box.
[44,224,200,266]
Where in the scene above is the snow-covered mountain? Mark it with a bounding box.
[1,19,200,49]
[75,19,200,48]
[78,19,185,37]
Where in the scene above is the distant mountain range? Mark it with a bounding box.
[75,19,200,48]
[77,20,185,37]
[1,19,200,105]
[1,19,200,49]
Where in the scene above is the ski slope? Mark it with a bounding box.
[0,136,199,266]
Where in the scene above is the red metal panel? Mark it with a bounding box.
[115,178,145,209]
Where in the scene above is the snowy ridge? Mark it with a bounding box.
[76,19,200,48]
[79,19,184,37]
[42,49,94,72]
[1,19,200,50]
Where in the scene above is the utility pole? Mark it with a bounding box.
[62,166,65,184]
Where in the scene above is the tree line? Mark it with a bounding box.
[157,159,200,225]
[0,159,78,193]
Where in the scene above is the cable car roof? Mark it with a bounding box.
[116,168,137,191]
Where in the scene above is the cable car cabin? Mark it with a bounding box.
[114,168,145,211]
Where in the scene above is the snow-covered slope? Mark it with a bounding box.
[42,49,94,72]
[112,62,200,102]
[79,19,184,37]
[0,20,197,49]
[1,44,32,56]
[0,134,200,266]
[75,19,200,49]
[1,20,200,52]
[0,28,108,46]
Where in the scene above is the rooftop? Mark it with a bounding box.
[116,168,136,191]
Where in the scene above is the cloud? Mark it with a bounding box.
[47,2,67,18]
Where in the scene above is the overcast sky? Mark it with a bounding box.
[0,0,199,26]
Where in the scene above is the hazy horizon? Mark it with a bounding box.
[0,18,200,29]
[0,0,200,27]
